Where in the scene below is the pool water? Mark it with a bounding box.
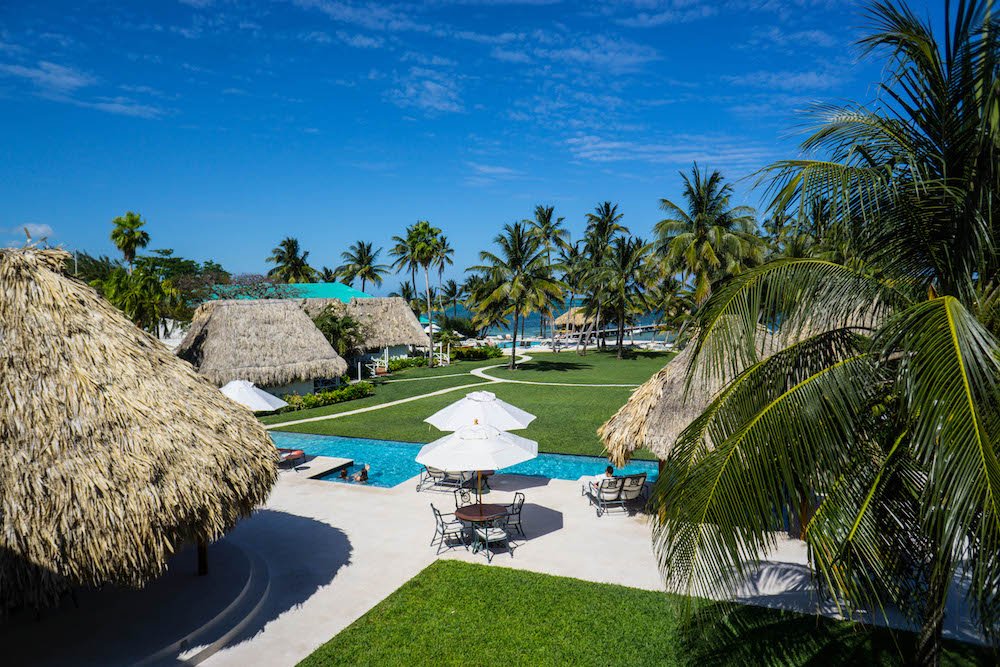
[497,340,542,349]
[270,432,659,489]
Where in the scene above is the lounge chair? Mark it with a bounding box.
[585,477,625,517]
[430,504,467,554]
[276,448,305,470]
[416,466,467,492]
[505,491,525,538]
[618,473,648,510]
[472,514,513,562]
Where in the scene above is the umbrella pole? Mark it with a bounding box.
[477,470,482,504]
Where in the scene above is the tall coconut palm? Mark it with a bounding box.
[336,241,389,292]
[433,233,454,311]
[528,205,570,338]
[555,241,586,352]
[472,222,564,369]
[110,211,150,271]
[655,164,761,305]
[266,237,316,283]
[391,221,443,365]
[440,279,463,317]
[580,202,629,353]
[604,236,651,358]
[650,2,1000,663]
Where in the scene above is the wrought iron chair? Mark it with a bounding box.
[472,514,513,562]
[505,491,526,538]
[453,488,474,510]
[430,504,467,554]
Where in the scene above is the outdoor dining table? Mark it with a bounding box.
[454,502,507,524]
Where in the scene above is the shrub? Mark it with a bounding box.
[451,345,503,361]
[278,381,375,413]
[387,356,428,372]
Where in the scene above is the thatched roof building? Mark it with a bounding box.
[298,296,429,351]
[0,248,277,610]
[599,327,778,466]
[177,299,348,387]
[554,306,596,330]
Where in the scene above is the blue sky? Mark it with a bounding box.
[0,0,932,291]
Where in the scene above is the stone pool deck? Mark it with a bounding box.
[0,459,983,666]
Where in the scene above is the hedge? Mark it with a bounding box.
[278,381,375,413]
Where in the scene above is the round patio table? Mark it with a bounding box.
[454,503,507,523]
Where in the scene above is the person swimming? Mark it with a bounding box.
[351,463,370,483]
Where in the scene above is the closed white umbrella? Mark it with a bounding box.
[424,390,536,431]
[220,380,288,412]
[416,423,538,501]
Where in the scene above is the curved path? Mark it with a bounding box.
[265,353,638,431]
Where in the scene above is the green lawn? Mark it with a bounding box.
[260,362,496,425]
[490,349,674,384]
[299,561,991,667]
[266,350,669,459]
[270,381,653,458]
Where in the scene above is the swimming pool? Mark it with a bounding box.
[497,340,542,349]
[270,432,658,489]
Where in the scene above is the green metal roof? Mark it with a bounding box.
[211,282,372,303]
[286,282,373,301]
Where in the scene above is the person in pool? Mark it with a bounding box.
[339,469,349,480]
[351,464,370,483]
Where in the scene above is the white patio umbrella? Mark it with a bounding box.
[220,380,288,412]
[424,390,536,431]
[416,423,538,501]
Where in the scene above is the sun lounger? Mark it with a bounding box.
[585,474,647,516]
[416,465,467,492]
[276,448,305,470]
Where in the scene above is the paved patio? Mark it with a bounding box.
[0,460,983,666]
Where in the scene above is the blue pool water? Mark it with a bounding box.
[271,432,659,489]
[497,340,542,349]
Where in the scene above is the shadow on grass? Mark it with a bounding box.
[514,360,590,373]
[677,601,993,666]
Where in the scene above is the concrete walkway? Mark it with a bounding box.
[2,464,983,666]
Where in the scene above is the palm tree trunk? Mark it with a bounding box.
[361,276,367,292]
[617,316,625,359]
[917,552,950,667]
[510,308,519,370]
[424,267,434,367]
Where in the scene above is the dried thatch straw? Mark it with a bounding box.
[298,297,429,350]
[0,248,277,610]
[599,326,778,466]
[553,306,595,329]
[177,299,348,386]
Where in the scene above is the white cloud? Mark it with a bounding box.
[6,223,55,243]
[724,68,845,91]
[491,47,532,64]
[0,61,95,93]
[739,25,838,52]
[336,30,384,48]
[401,52,456,67]
[566,132,776,174]
[386,67,463,114]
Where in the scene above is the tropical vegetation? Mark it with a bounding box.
[649,2,1000,663]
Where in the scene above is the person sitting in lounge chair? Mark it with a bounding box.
[584,466,614,495]
[352,464,370,483]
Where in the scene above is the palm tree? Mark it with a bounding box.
[440,279,464,317]
[556,241,586,352]
[391,221,443,365]
[110,211,150,271]
[650,2,1000,663]
[580,202,629,353]
[528,205,570,338]
[92,267,179,334]
[336,241,389,292]
[604,236,651,358]
[433,233,454,311]
[654,164,761,305]
[472,222,564,369]
[266,237,316,283]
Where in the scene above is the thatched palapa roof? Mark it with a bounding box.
[554,306,597,329]
[0,248,277,610]
[599,327,777,466]
[177,299,348,386]
[299,296,429,350]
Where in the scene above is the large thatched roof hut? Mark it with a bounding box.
[176,299,348,392]
[0,248,277,610]
[599,327,778,466]
[299,296,429,353]
[554,306,596,331]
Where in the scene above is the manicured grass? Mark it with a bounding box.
[298,561,992,667]
[272,381,653,459]
[260,363,495,425]
[489,349,674,385]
